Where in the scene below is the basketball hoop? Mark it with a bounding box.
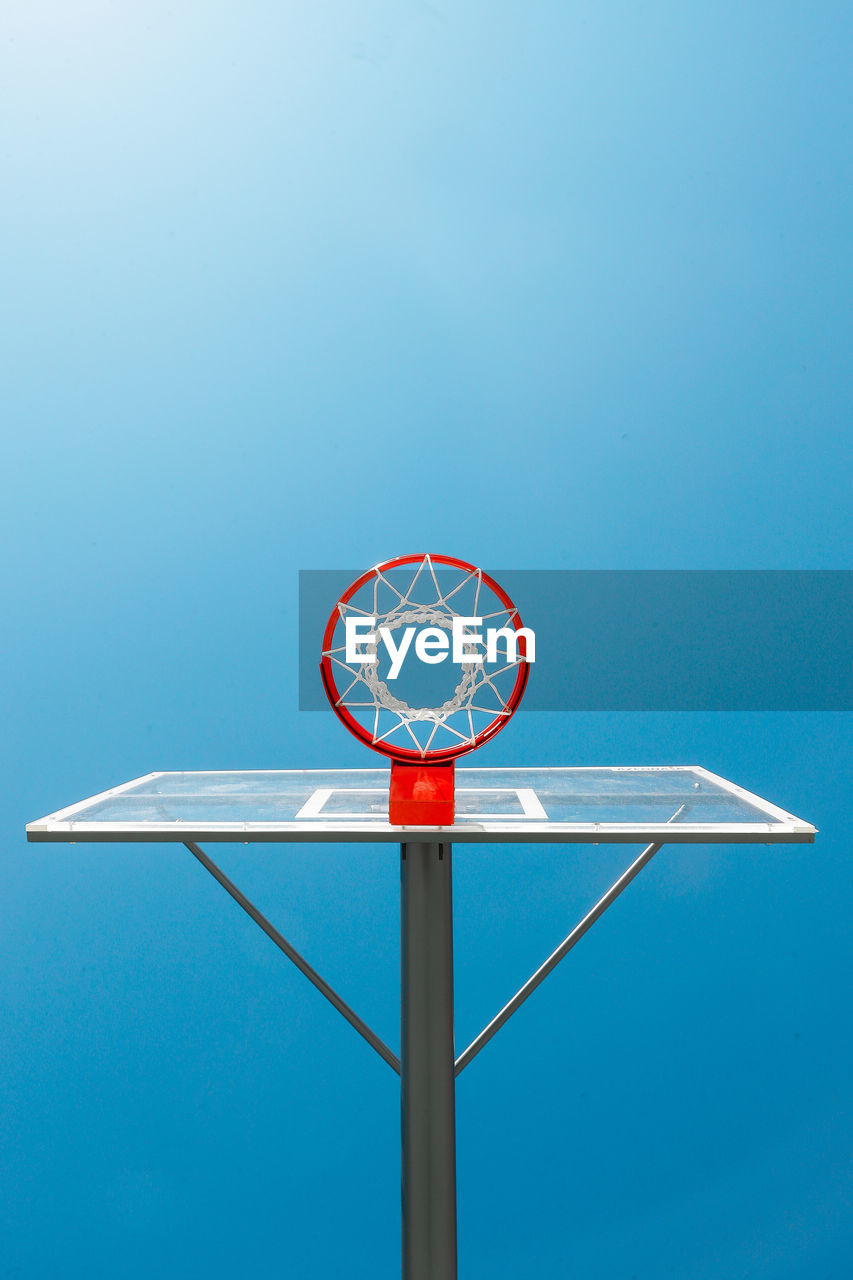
[320,553,531,823]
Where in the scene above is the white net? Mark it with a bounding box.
[322,555,528,758]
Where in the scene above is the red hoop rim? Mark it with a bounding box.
[319,553,530,763]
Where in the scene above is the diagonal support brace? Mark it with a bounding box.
[184,841,400,1074]
[454,841,664,1075]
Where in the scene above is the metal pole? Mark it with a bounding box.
[401,842,457,1280]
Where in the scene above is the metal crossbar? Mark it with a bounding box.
[184,834,666,1081]
[184,841,400,1074]
[454,841,664,1075]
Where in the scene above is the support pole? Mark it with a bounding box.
[454,840,664,1075]
[184,841,400,1073]
[401,842,457,1280]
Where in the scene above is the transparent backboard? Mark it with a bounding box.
[26,766,816,844]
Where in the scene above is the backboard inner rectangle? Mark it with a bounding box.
[294,787,549,822]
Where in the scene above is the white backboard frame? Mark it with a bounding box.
[26,766,816,844]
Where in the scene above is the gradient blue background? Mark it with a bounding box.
[3,3,851,1276]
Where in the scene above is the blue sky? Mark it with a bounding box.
[2,3,851,1277]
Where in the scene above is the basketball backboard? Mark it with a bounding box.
[26,765,815,844]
